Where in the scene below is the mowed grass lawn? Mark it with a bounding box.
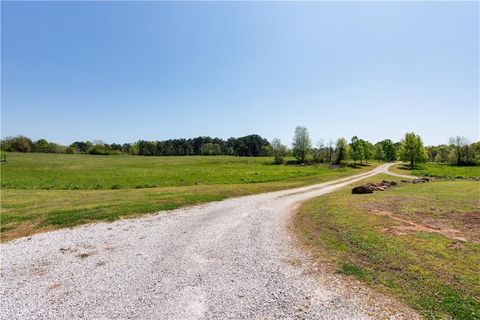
[295,174,480,319]
[1,153,379,241]
[391,162,480,179]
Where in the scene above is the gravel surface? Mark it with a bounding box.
[1,163,419,319]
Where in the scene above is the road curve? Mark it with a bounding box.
[1,163,418,319]
[380,164,417,179]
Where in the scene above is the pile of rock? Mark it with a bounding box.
[401,177,429,184]
[352,180,397,194]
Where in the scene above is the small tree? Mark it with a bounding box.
[33,139,49,152]
[471,142,480,162]
[326,140,334,164]
[292,126,312,163]
[449,136,469,165]
[271,138,287,165]
[260,145,273,157]
[312,139,325,163]
[374,143,385,161]
[433,145,450,163]
[335,137,349,165]
[398,132,428,168]
[362,140,373,163]
[350,136,363,165]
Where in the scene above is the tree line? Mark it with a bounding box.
[1,129,478,168]
[0,134,270,157]
[278,127,478,168]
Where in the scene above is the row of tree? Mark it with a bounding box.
[425,136,480,166]
[275,127,478,167]
[1,130,478,168]
[274,126,404,166]
[0,135,271,157]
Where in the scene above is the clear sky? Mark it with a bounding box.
[1,1,478,146]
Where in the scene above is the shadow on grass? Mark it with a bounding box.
[347,163,371,169]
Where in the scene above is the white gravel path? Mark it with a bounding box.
[1,163,419,319]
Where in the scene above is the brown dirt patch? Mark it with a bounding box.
[460,211,480,228]
[1,222,57,243]
[372,210,468,242]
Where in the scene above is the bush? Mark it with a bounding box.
[88,145,111,155]
[1,136,33,153]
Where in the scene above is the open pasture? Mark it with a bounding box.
[1,153,364,190]
[1,153,378,241]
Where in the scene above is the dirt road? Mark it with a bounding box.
[1,163,418,319]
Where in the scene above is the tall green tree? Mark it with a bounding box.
[374,143,386,161]
[398,132,428,168]
[292,126,312,163]
[335,137,350,164]
[350,136,363,165]
[378,139,397,161]
[361,140,373,163]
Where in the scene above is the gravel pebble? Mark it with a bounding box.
[1,163,419,319]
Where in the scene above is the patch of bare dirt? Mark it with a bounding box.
[1,222,57,243]
[372,210,469,242]
[460,211,480,228]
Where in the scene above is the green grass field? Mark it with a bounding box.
[1,153,347,190]
[295,175,480,319]
[1,153,379,241]
[391,162,480,179]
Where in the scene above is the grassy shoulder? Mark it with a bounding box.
[294,174,480,319]
[1,154,380,241]
[390,162,480,179]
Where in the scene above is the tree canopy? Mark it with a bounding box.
[398,132,428,168]
[292,126,312,163]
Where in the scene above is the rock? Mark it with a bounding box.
[412,178,429,184]
[352,180,398,194]
[352,186,374,194]
[351,179,400,194]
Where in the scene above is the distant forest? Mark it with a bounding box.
[0,134,270,157]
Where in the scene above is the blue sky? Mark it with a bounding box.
[1,1,478,146]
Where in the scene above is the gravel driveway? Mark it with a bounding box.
[1,163,419,319]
